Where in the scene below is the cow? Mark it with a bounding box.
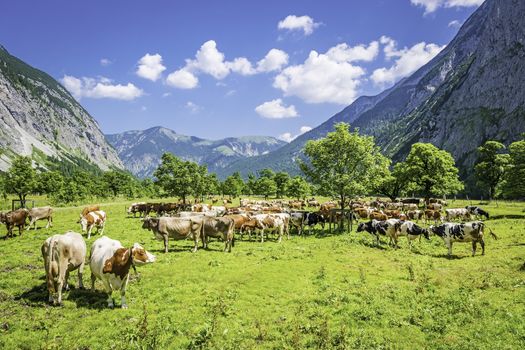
[402,203,419,211]
[270,213,291,238]
[429,221,497,257]
[466,206,489,220]
[357,219,401,246]
[445,208,471,222]
[289,212,307,235]
[201,217,235,252]
[79,210,106,239]
[90,236,155,308]
[303,212,327,234]
[126,202,147,217]
[4,208,29,238]
[27,206,53,230]
[401,198,421,205]
[427,203,443,211]
[397,221,430,248]
[239,217,265,240]
[384,210,402,219]
[142,216,203,253]
[41,231,86,305]
[252,214,286,242]
[224,214,251,232]
[81,205,100,217]
[407,210,424,222]
[424,210,442,224]
[370,211,388,221]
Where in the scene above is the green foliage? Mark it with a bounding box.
[254,176,277,199]
[35,171,64,195]
[221,172,244,199]
[301,123,390,209]
[475,141,510,199]
[274,172,290,198]
[286,176,311,200]
[154,153,201,203]
[503,140,525,199]
[4,156,36,206]
[376,162,410,201]
[403,143,464,201]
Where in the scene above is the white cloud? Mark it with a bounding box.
[279,125,313,143]
[255,99,298,119]
[185,101,202,113]
[273,46,367,105]
[448,20,462,28]
[162,92,171,98]
[186,40,230,79]
[61,75,143,101]
[166,69,198,89]
[136,53,166,81]
[371,37,445,86]
[410,0,483,14]
[228,57,256,76]
[100,58,112,67]
[278,15,320,36]
[256,49,289,72]
[326,41,379,63]
[299,126,312,134]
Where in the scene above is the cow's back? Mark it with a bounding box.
[90,236,122,278]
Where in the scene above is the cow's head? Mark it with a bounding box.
[141,217,157,230]
[422,228,431,240]
[356,222,366,233]
[78,215,88,232]
[131,243,156,265]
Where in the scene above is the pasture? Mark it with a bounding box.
[1,199,525,349]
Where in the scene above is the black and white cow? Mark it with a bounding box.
[465,206,489,220]
[429,221,497,257]
[356,219,401,246]
[397,221,430,248]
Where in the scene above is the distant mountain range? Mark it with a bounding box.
[219,0,525,190]
[106,127,286,178]
[0,45,123,172]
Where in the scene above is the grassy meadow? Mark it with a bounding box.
[0,198,525,349]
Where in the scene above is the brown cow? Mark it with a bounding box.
[142,216,204,253]
[424,210,442,224]
[81,205,100,217]
[4,208,29,238]
[370,211,388,221]
[27,206,53,230]
[384,210,402,219]
[201,217,235,252]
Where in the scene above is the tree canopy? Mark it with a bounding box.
[503,140,525,199]
[475,141,510,199]
[4,156,36,207]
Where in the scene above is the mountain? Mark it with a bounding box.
[106,126,286,178]
[221,0,525,190]
[0,45,123,172]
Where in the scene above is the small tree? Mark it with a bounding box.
[301,123,390,214]
[222,173,244,199]
[254,177,277,200]
[35,171,64,196]
[503,140,525,199]
[377,162,409,201]
[154,153,198,204]
[286,176,310,200]
[4,156,36,207]
[274,172,290,198]
[403,143,464,203]
[475,141,510,200]
[244,173,257,196]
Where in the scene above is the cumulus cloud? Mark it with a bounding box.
[410,0,483,14]
[273,44,369,104]
[326,42,379,63]
[256,49,289,72]
[136,53,166,81]
[186,40,230,79]
[100,58,112,66]
[255,99,298,119]
[448,20,462,28]
[278,125,313,143]
[228,57,256,76]
[371,36,445,86]
[166,69,198,89]
[278,15,320,36]
[61,75,143,101]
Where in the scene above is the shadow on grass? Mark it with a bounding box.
[14,283,48,306]
[15,282,108,309]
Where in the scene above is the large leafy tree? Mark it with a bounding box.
[403,143,464,202]
[286,176,310,200]
[4,156,36,207]
[103,170,136,197]
[254,176,277,199]
[475,141,510,200]
[301,122,390,212]
[377,162,409,201]
[503,140,525,199]
[274,172,290,198]
[35,171,64,195]
[222,172,244,199]
[154,153,199,204]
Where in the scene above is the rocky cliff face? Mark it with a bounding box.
[0,45,123,171]
[106,127,286,178]
[221,0,525,186]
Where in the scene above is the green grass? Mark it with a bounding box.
[1,199,525,349]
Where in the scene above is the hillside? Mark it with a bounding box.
[0,45,123,172]
[106,126,286,178]
[221,0,525,189]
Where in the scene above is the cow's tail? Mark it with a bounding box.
[46,236,59,287]
[229,220,235,247]
[488,227,498,240]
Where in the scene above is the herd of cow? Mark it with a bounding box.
[0,197,496,309]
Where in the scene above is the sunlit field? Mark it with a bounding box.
[1,198,525,349]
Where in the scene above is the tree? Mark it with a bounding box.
[103,170,135,197]
[403,143,464,203]
[35,171,64,195]
[273,172,290,198]
[475,141,510,200]
[377,162,409,201]
[244,173,257,195]
[286,176,310,200]
[222,173,244,199]
[301,123,390,213]
[254,177,277,199]
[503,140,525,199]
[4,156,36,207]
[154,153,198,204]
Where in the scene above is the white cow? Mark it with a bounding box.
[27,206,53,230]
[90,236,155,308]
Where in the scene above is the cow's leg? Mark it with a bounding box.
[192,235,198,253]
[480,239,485,255]
[18,224,23,236]
[78,262,85,289]
[472,241,477,256]
[91,273,96,291]
[163,235,169,253]
[260,229,264,243]
[87,226,92,240]
[56,267,67,305]
[64,270,70,291]
[99,223,105,235]
[26,219,34,231]
[447,242,453,258]
[102,280,114,308]
[120,285,128,309]
[278,227,283,243]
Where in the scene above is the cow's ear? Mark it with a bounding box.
[103,258,113,273]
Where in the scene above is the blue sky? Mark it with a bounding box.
[1,0,482,141]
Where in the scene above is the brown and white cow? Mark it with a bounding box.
[79,210,106,239]
[142,216,204,253]
[201,217,235,252]
[81,205,100,217]
[252,214,286,243]
[4,208,29,237]
[90,236,155,308]
[27,206,53,230]
[41,231,86,305]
